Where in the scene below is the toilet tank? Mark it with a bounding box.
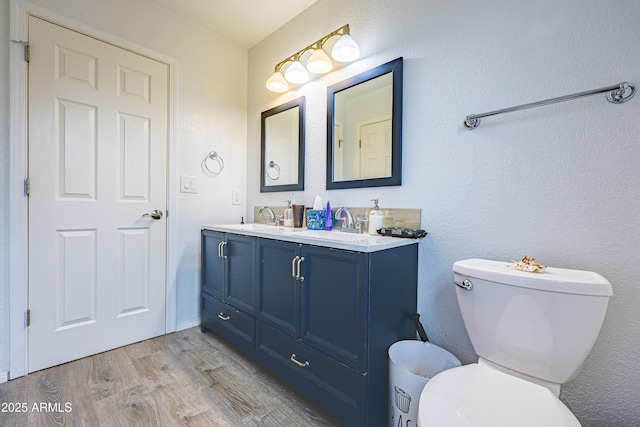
[453,259,612,384]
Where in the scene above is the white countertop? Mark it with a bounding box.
[202,223,420,253]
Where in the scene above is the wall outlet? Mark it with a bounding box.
[232,189,241,205]
[180,175,198,194]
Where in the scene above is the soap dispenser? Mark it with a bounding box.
[284,200,293,227]
[368,199,384,235]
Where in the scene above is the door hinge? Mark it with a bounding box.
[11,40,31,62]
[166,210,169,218]
[359,140,362,148]
[25,178,30,197]
[26,309,31,327]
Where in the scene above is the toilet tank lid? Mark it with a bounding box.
[453,259,613,296]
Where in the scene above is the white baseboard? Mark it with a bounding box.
[0,371,8,384]
[176,318,201,332]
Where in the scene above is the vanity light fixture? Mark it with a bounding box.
[265,24,360,92]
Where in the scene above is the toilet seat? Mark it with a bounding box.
[418,363,581,427]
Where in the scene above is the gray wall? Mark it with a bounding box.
[246,1,640,425]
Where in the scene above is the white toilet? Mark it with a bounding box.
[418,258,613,426]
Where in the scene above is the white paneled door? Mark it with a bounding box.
[358,117,392,179]
[28,16,168,372]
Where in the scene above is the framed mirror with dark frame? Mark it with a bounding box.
[260,96,305,193]
[326,57,403,189]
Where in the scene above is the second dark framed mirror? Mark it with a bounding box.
[260,97,305,192]
[327,57,403,189]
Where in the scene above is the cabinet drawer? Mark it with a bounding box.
[256,321,366,426]
[202,292,254,354]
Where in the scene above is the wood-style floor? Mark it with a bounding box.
[0,327,341,426]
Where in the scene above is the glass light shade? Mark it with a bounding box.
[284,60,309,84]
[306,49,333,74]
[266,71,289,92]
[331,34,360,62]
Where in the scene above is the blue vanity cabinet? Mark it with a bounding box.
[201,229,418,427]
[253,237,417,427]
[201,230,257,352]
[201,230,256,313]
[256,239,367,371]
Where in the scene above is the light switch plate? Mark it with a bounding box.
[232,189,241,205]
[180,175,198,194]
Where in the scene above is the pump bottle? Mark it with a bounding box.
[283,200,293,227]
[368,199,384,235]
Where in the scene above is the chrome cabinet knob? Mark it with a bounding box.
[142,209,163,220]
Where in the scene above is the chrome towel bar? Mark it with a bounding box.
[464,82,635,129]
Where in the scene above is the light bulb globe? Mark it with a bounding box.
[306,49,333,74]
[331,34,360,62]
[266,71,289,92]
[284,60,309,84]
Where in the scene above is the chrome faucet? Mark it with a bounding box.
[354,216,368,234]
[258,206,279,226]
[335,207,357,232]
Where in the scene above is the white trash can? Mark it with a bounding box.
[388,340,461,427]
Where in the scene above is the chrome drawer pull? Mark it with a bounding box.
[217,313,230,321]
[292,256,300,279]
[290,354,310,368]
[296,257,305,282]
[220,241,228,259]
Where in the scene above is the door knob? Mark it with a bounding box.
[142,209,163,220]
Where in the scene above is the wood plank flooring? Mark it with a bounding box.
[0,327,341,426]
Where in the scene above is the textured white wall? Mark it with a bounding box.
[0,0,248,375]
[247,1,640,425]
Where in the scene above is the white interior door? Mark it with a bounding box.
[27,16,168,372]
[358,117,392,179]
[333,122,344,181]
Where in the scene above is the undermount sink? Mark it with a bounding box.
[215,223,280,232]
[214,224,373,242]
[293,229,375,243]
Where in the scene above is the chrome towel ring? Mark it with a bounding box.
[266,161,281,181]
[202,151,224,176]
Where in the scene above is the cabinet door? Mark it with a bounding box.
[225,234,256,313]
[201,230,225,299]
[300,246,368,371]
[256,238,300,338]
